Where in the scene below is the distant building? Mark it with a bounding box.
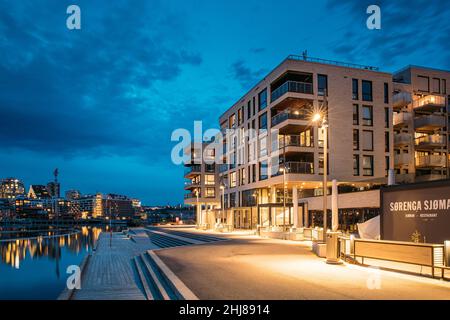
[47,181,61,198]
[65,189,81,201]
[69,193,135,220]
[0,198,14,220]
[0,178,25,199]
[28,185,51,199]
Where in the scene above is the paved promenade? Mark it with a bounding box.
[155,230,450,300]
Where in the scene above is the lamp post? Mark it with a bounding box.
[220,184,225,225]
[195,188,200,227]
[279,167,287,230]
[253,191,259,231]
[312,112,328,243]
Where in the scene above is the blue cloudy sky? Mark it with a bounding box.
[0,0,449,205]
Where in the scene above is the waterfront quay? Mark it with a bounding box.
[65,226,450,300]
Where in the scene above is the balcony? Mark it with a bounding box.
[416,155,446,168]
[393,92,412,109]
[412,95,446,112]
[394,153,411,167]
[393,112,412,128]
[395,173,415,184]
[271,110,310,127]
[271,81,313,103]
[184,165,201,178]
[278,135,314,149]
[184,181,201,190]
[414,115,446,132]
[274,162,314,175]
[415,134,446,150]
[415,174,448,182]
[394,133,412,147]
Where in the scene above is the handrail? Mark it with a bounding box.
[271,80,313,102]
[287,55,379,71]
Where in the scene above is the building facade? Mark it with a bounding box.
[183,142,221,228]
[392,66,449,183]
[0,178,25,199]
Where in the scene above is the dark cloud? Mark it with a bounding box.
[230,60,266,90]
[0,0,202,160]
[326,0,450,69]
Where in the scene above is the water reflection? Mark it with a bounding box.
[0,226,102,270]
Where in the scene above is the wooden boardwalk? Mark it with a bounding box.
[72,230,158,300]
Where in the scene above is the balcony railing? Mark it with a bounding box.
[275,162,314,175]
[286,55,379,71]
[412,95,446,110]
[184,165,201,176]
[393,112,412,127]
[393,92,412,109]
[414,115,446,131]
[271,81,313,102]
[184,193,200,199]
[394,133,411,147]
[415,174,448,182]
[394,153,411,166]
[416,155,446,168]
[277,135,314,149]
[271,110,310,127]
[415,135,446,149]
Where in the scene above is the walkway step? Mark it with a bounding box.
[147,250,198,300]
[132,256,154,300]
[140,253,170,300]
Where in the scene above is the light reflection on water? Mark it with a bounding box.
[0,226,105,300]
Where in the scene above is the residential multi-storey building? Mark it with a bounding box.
[65,189,81,201]
[183,142,221,228]
[392,66,449,183]
[183,55,450,233]
[0,178,25,199]
[217,55,393,231]
[70,193,135,220]
[28,185,51,199]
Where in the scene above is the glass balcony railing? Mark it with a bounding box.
[184,165,201,175]
[393,92,412,108]
[278,135,314,149]
[414,115,446,130]
[393,112,412,127]
[415,135,446,148]
[275,162,314,175]
[416,155,446,168]
[271,110,310,127]
[394,133,411,146]
[271,81,313,102]
[412,95,446,110]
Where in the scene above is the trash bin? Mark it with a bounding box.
[326,231,342,264]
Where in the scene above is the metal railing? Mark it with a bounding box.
[271,81,313,102]
[184,165,201,175]
[393,112,412,126]
[286,55,379,71]
[271,110,310,126]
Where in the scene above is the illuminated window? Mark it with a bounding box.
[205,175,215,185]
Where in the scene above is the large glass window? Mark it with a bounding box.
[363,130,374,151]
[205,174,215,185]
[259,89,267,111]
[205,188,215,198]
[230,171,237,188]
[385,132,390,153]
[353,155,360,176]
[353,104,359,125]
[259,112,267,130]
[353,129,359,150]
[259,136,267,157]
[362,105,373,126]
[362,80,373,101]
[352,79,359,100]
[385,156,390,177]
[259,161,268,180]
[318,74,328,96]
[363,155,374,176]
[384,107,389,128]
[384,83,389,103]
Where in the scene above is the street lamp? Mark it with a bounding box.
[312,111,328,242]
[195,188,200,227]
[279,167,287,230]
[220,184,225,225]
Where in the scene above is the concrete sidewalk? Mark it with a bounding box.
[155,233,450,300]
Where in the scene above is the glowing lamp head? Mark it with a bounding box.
[312,113,322,123]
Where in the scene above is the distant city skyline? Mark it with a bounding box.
[0,0,449,204]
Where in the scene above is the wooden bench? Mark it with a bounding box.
[352,238,445,278]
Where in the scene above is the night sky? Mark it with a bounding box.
[0,0,449,205]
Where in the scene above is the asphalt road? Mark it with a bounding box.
[155,232,450,300]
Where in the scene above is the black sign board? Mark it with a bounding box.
[381,179,450,244]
